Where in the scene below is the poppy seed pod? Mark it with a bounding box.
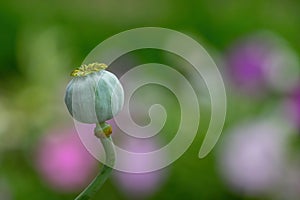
[65,63,124,124]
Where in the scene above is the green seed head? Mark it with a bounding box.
[65,63,124,124]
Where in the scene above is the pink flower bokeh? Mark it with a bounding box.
[218,119,288,196]
[35,127,97,192]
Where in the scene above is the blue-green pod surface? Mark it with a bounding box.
[65,63,124,124]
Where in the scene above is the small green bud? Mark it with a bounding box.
[65,63,124,124]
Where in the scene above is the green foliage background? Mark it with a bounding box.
[0,0,300,200]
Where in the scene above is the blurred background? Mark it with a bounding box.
[1,0,300,199]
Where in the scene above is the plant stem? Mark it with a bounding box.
[75,123,115,200]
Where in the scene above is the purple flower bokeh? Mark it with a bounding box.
[284,86,300,128]
[226,32,299,95]
[112,137,168,199]
[108,119,168,199]
[227,38,269,93]
[35,127,97,192]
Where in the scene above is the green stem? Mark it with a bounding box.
[75,123,115,200]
